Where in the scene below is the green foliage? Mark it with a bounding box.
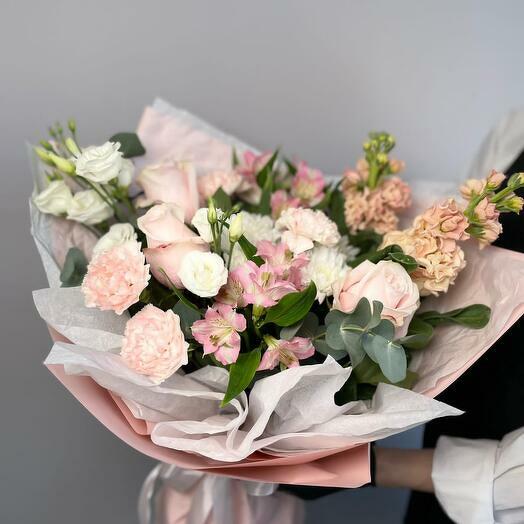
[109,132,146,158]
[258,172,273,215]
[60,247,88,287]
[417,304,491,329]
[399,317,434,350]
[237,235,264,266]
[323,298,408,383]
[256,150,279,188]
[211,187,232,212]
[347,230,383,255]
[329,188,349,236]
[221,348,261,406]
[350,244,418,273]
[172,301,201,338]
[262,282,317,327]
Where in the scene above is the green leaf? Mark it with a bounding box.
[211,187,232,212]
[418,304,491,329]
[330,188,349,236]
[314,337,347,361]
[350,244,403,268]
[237,235,264,266]
[60,247,88,287]
[388,252,418,273]
[258,171,273,215]
[347,230,383,254]
[284,158,297,175]
[221,348,261,406]
[109,132,146,158]
[353,356,417,388]
[362,333,406,383]
[262,282,317,327]
[280,312,319,340]
[256,150,279,188]
[172,301,201,338]
[325,316,365,367]
[400,317,434,350]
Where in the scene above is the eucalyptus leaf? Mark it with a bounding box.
[262,282,317,327]
[60,247,88,287]
[221,348,261,407]
[366,335,407,383]
[109,132,146,158]
[280,312,319,340]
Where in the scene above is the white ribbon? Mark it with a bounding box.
[138,462,278,524]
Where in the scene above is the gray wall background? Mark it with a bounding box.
[1,1,523,523]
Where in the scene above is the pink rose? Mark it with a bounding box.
[137,203,208,288]
[136,161,199,222]
[120,304,188,384]
[82,241,150,315]
[197,169,242,201]
[333,260,420,337]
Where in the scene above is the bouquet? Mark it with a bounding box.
[30,99,524,521]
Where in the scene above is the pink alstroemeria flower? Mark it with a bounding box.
[256,241,308,289]
[235,261,297,308]
[258,335,315,371]
[191,304,247,365]
[291,162,326,206]
[234,150,273,204]
[270,189,300,219]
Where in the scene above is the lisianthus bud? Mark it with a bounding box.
[207,199,217,225]
[34,146,54,166]
[65,137,80,157]
[229,213,244,243]
[49,153,75,175]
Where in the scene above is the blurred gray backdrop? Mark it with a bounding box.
[1,1,523,523]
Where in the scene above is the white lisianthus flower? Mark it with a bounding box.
[179,251,228,297]
[74,142,123,184]
[117,158,134,187]
[275,208,341,254]
[93,223,137,255]
[33,180,73,216]
[302,245,347,303]
[191,207,225,243]
[67,189,113,225]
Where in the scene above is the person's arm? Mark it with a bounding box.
[375,427,524,524]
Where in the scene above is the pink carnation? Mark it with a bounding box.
[290,162,326,206]
[120,304,188,383]
[191,304,247,365]
[82,241,150,315]
[258,335,315,371]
